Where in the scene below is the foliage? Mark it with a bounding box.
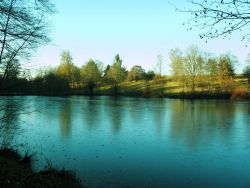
[32,69,69,94]
[81,60,102,94]
[3,48,248,97]
[127,65,146,81]
[144,70,155,81]
[103,65,111,83]
[106,54,127,92]
[206,57,219,90]
[57,51,80,87]
[57,51,74,79]
[218,54,235,78]
[169,45,236,92]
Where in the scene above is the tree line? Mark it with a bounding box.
[169,45,238,92]
[29,51,156,95]
[1,45,250,96]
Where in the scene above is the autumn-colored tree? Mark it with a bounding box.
[218,54,236,91]
[57,51,80,87]
[106,54,127,93]
[127,65,146,81]
[81,60,102,94]
[206,58,218,91]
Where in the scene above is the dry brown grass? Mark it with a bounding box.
[231,87,249,100]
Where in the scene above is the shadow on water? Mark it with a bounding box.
[169,100,236,150]
[0,97,24,146]
[82,96,101,130]
[107,97,124,133]
[153,99,167,135]
[59,99,72,138]
[238,102,250,143]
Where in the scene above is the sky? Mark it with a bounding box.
[29,0,249,74]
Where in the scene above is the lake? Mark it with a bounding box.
[0,96,250,188]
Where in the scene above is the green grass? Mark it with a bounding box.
[6,76,249,99]
[92,77,250,99]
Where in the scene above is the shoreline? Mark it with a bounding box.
[0,90,249,100]
[0,148,84,188]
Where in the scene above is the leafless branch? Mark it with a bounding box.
[175,0,250,43]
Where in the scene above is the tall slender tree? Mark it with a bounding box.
[107,54,127,93]
[243,66,250,84]
[185,45,200,92]
[57,51,80,87]
[0,0,55,88]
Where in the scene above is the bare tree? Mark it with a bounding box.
[176,0,250,43]
[185,45,201,92]
[243,65,250,84]
[155,54,164,77]
[0,0,55,89]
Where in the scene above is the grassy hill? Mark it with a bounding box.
[82,76,250,99]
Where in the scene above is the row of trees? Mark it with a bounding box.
[31,46,250,95]
[33,51,157,94]
[3,47,250,95]
[169,45,237,92]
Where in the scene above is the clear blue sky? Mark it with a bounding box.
[30,0,249,74]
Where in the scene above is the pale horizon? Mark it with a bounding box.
[28,0,249,74]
